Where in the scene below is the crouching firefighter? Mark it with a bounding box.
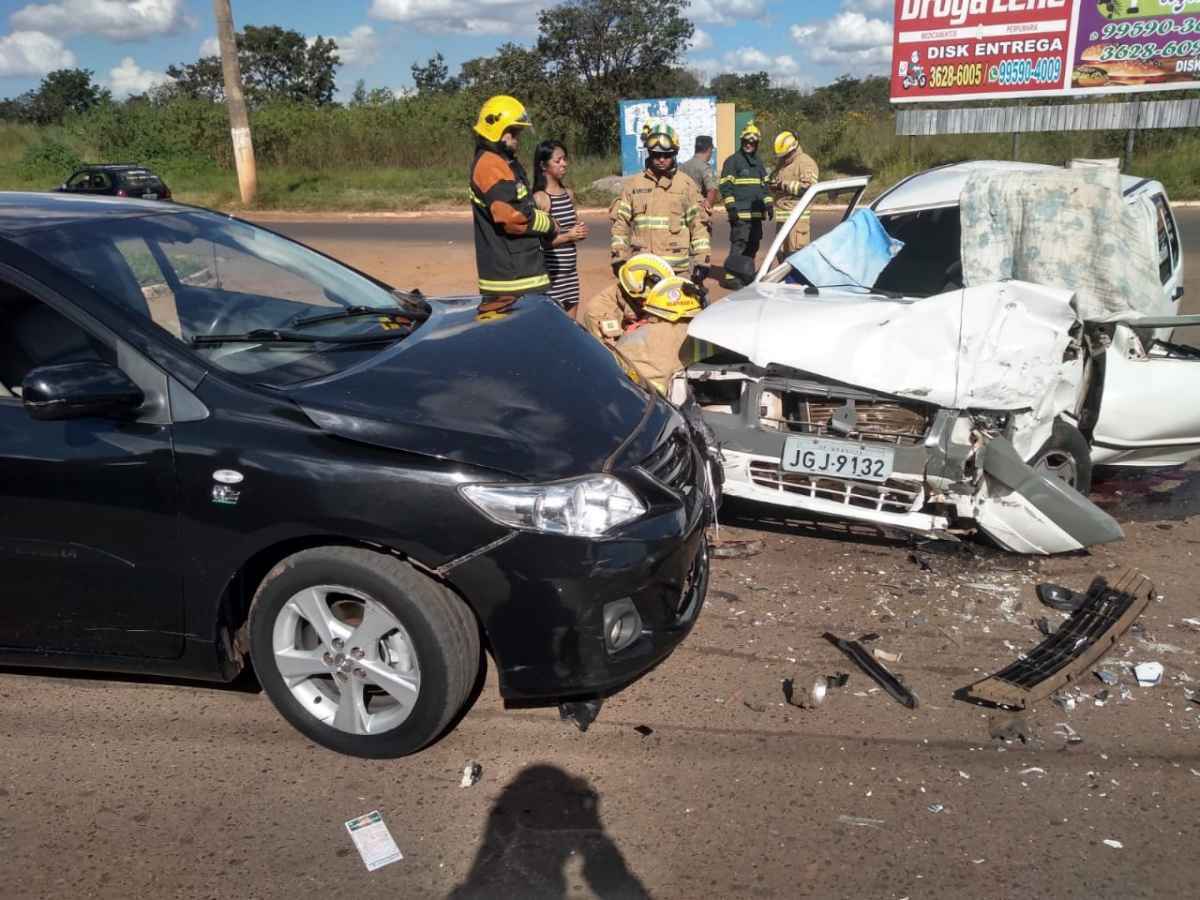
[469,95,557,296]
[579,253,676,343]
[614,276,705,395]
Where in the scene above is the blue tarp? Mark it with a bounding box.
[785,208,903,289]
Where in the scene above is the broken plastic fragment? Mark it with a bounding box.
[1095,669,1119,686]
[460,761,483,788]
[1102,839,1123,849]
[710,539,764,559]
[634,725,654,737]
[1134,661,1163,686]
[837,815,885,828]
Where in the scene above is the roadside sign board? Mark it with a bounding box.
[890,1,1200,104]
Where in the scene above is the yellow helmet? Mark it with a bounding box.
[643,277,703,323]
[474,95,531,143]
[740,122,761,142]
[641,119,680,153]
[774,130,799,156]
[619,254,675,298]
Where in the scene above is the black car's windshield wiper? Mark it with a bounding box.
[291,305,413,328]
[190,328,409,347]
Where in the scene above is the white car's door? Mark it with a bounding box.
[756,178,870,283]
[1150,192,1184,316]
[1092,318,1200,466]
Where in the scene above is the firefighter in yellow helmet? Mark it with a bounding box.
[718,122,773,288]
[579,253,675,342]
[769,129,821,258]
[610,120,710,282]
[469,95,557,296]
[614,276,704,395]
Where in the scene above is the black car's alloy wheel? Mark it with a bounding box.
[249,546,480,758]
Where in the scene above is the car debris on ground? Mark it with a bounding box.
[460,762,483,788]
[955,572,1153,709]
[824,632,919,709]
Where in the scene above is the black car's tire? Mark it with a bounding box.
[248,546,481,758]
[1029,419,1093,494]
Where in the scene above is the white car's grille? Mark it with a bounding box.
[747,460,921,514]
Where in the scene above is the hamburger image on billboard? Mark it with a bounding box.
[1071,1,1200,90]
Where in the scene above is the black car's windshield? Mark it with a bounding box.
[15,210,421,386]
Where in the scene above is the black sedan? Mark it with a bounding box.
[0,193,711,757]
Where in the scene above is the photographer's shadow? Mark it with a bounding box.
[448,764,650,899]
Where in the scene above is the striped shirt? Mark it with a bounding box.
[542,191,580,309]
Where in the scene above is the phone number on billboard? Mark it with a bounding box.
[1097,40,1200,60]
[991,57,1063,87]
[929,63,983,88]
[1101,18,1200,40]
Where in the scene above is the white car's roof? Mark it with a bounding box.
[871,161,1156,215]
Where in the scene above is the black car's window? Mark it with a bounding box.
[0,281,116,398]
[120,172,166,191]
[16,212,414,386]
[65,172,92,190]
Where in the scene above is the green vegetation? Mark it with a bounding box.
[2,0,1199,210]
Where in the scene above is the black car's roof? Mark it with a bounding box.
[0,191,187,237]
[76,163,152,171]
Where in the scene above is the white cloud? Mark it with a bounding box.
[368,0,542,35]
[199,36,220,57]
[693,46,812,90]
[11,0,189,42]
[0,30,76,76]
[841,0,891,13]
[687,0,767,27]
[791,11,893,72]
[688,27,712,53]
[106,55,172,96]
[323,25,379,67]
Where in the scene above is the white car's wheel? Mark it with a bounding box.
[1030,420,1093,494]
[249,547,480,758]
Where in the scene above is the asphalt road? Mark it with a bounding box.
[3,210,1200,899]
[258,208,1200,316]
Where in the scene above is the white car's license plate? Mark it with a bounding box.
[781,435,895,482]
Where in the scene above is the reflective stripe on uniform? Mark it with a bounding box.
[632,215,671,229]
[611,234,629,246]
[615,201,632,216]
[719,175,735,185]
[732,177,764,185]
[469,189,487,209]
[479,274,551,292]
[531,208,553,234]
[736,211,765,220]
[722,196,735,205]
[516,183,529,199]
[690,238,710,252]
[764,196,774,204]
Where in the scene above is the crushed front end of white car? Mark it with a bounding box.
[675,160,1199,555]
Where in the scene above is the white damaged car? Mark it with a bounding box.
[676,160,1197,554]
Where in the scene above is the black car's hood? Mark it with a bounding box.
[288,295,675,480]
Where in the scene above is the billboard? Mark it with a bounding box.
[618,96,718,176]
[890,1,1200,104]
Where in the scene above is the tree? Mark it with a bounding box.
[411,52,456,94]
[457,43,547,97]
[167,25,340,106]
[349,79,368,107]
[535,0,694,152]
[22,69,111,124]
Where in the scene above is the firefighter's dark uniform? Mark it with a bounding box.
[469,138,556,295]
[719,149,773,268]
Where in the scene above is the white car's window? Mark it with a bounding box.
[1151,194,1180,282]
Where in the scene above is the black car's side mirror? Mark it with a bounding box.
[22,361,144,421]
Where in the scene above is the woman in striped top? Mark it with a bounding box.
[533,140,589,314]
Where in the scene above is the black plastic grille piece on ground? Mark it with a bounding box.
[956,571,1153,709]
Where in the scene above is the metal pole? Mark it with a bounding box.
[1012,131,1021,160]
[1124,99,1141,172]
[213,0,257,205]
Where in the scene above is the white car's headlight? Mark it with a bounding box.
[461,475,646,537]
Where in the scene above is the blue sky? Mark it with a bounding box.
[0,0,895,99]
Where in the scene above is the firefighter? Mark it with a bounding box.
[579,253,675,343]
[614,276,704,395]
[610,120,710,283]
[770,130,820,258]
[719,122,772,288]
[469,95,557,296]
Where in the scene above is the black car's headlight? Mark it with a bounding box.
[460,475,646,537]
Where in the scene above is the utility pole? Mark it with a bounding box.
[213,0,256,205]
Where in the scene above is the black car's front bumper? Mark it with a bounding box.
[444,442,711,703]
